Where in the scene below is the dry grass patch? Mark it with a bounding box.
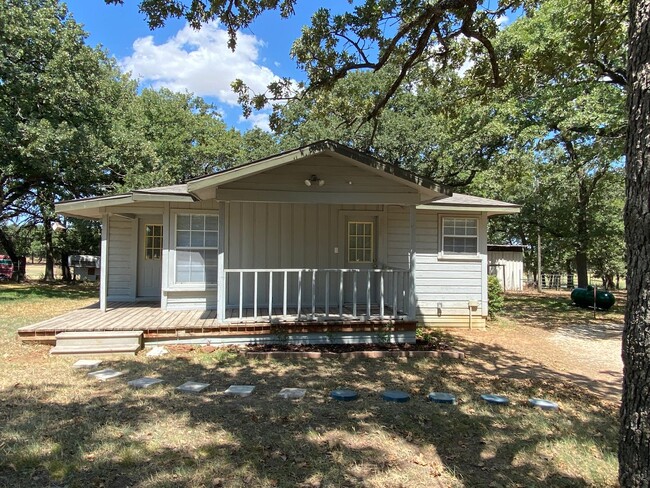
[0,345,618,487]
[0,285,619,487]
[501,289,625,331]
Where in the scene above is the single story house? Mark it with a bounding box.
[56,140,520,333]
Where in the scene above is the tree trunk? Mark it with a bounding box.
[42,217,55,282]
[61,251,71,282]
[619,1,650,485]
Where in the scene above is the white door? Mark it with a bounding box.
[343,217,379,306]
[137,218,163,298]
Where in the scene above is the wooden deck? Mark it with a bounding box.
[17,302,415,344]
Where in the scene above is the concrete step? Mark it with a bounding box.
[52,331,143,356]
[54,331,143,348]
[50,344,141,357]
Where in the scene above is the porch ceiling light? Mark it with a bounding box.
[304,174,325,187]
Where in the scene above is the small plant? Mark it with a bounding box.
[416,326,452,349]
[376,322,393,344]
[488,275,504,319]
[269,322,290,344]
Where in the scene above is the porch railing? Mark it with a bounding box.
[224,268,411,321]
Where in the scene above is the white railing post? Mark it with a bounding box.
[239,271,243,319]
[253,271,258,319]
[339,270,344,318]
[283,271,288,316]
[380,271,385,319]
[353,271,357,318]
[311,269,316,319]
[297,270,302,318]
[325,270,330,318]
[268,270,273,319]
[393,271,398,319]
[366,270,371,319]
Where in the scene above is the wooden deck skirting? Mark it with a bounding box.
[17,302,416,344]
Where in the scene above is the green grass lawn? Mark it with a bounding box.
[0,284,619,487]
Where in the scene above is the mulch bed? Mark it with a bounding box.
[165,339,455,355]
[244,339,452,353]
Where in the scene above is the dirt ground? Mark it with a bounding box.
[450,290,624,402]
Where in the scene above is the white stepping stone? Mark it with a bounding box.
[224,385,255,397]
[88,369,124,381]
[128,377,164,389]
[278,388,306,400]
[73,359,102,369]
[146,346,169,357]
[528,398,559,411]
[176,381,210,393]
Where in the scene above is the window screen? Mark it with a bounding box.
[175,214,218,284]
[442,217,478,254]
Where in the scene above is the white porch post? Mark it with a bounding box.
[217,202,227,322]
[99,214,109,312]
[408,205,417,320]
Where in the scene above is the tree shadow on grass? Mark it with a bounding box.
[503,292,624,340]
[0,347,619,488]
[453,331,622,402]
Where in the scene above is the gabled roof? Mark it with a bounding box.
[187,140,452,197]
[55,141,520,219]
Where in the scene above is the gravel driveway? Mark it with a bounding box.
[450,319,623,403]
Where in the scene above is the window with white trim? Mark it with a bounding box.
[347,221,374,263]
[442,217,478,254]
[175,214,218,284]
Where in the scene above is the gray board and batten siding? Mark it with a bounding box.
[59,141,519,329]
[102,199,488,328]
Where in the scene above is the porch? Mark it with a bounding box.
[17,301,417,346]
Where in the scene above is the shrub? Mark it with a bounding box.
[487,275,504,319]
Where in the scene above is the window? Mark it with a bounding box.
[442,217,478,254]
[144,224,162,260]
[175,214,218,284]
[348,221,374,263]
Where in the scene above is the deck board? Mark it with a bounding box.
[17,301,413,343]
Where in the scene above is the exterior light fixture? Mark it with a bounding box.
[304,175,325,187]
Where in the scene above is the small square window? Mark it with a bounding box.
[441,218,478,255]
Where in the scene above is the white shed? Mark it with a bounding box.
[487,244,525,291]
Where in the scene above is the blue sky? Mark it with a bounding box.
[63,0,344,132]
[63,1,513,132]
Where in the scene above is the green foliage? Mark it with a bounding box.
[469,0,626,283]
[487,275,504,319]
[115,88,243,190]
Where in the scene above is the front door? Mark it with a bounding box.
[137,218,163,298]
[343,217,379,307]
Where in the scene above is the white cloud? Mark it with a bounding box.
[239,111,272,132]
[496,15,509,27]
[120,22,282,105]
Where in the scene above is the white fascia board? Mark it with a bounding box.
[416,204,521,216]
[131,192,195,202]
[54,194,133,214]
